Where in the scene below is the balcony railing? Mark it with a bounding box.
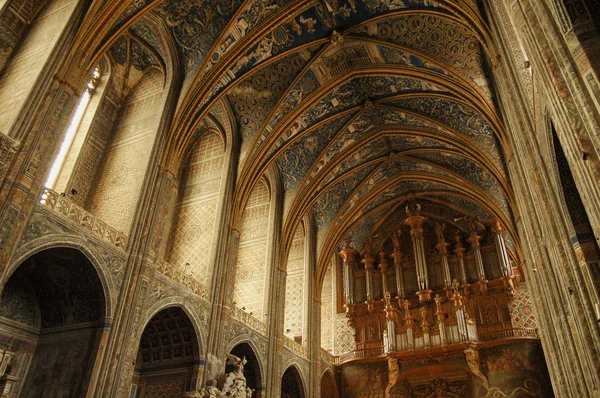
[281,334,309,358]
[478,327,538,342]
[153,258,209,301]
[40,188,127,249]
[319,327,538,366]
[334,346,384,365]
[231,306,267,335]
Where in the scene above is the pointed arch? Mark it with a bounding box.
[227,341,263,398]
[0,247,108,396]
[132,305,202,396]
[321,368,338,398]
[281,365,306,398]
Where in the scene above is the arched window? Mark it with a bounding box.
[45,66,101,191]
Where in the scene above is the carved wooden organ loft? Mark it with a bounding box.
[338,200,527,359]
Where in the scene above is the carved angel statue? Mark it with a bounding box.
[451,279,461,295]
[361,237,374,257]
[392,229,401,248]
[434,222,446,242]
[222,354,249,393]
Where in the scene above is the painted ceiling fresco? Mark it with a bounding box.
[99,0,514,278]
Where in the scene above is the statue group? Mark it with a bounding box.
[187,354,254,398]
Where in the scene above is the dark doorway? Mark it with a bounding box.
[0,247,106,397]
[132,307,201,397]
[281,365,305,398]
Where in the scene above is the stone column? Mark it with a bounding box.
[339,239,358,305]
[435,223,452,289]
[405,200,431,301]
[467,219,487,293]
[0,77,80,271]
[392,229,405,299]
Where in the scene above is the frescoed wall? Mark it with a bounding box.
[475,341,554,397]
[341,361,388,398]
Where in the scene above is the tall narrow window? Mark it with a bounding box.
[45,67,100,189]
[552,122,600,297]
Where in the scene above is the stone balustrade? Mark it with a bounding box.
[40,188,128,248]
[281,334,308,358]
[231,305,267,335]
[153,258,209,301]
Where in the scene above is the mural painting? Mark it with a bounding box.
[475,342,554,397]
[341,361,388,397]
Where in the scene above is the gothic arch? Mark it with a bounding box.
[1,246,109,396]
[5,234,117,319]
[225,337,265,383]
[281,364,306,398]
[132,304,203,396]
[321,368,338,398]
[226,340,264,397]
[141,300,207,356]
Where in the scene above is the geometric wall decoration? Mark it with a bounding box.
[169,131,225,287]
[234,179,271,322]
[284,223,305,340]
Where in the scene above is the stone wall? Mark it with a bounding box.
[87,68,165,234]
[0,0,77,134]
[234,179,271,322]
[168,131,225,287]
[61,68,120,205]
[320,264,333,352]
[284,224,305,340]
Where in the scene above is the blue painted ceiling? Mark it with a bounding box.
[103,0,514,261]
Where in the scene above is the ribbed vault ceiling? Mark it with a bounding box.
[89,0,516,287]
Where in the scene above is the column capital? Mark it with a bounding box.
[339,238,360,265]
[405,215,427,238]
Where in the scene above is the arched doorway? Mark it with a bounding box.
[227,342,262,397]
[321,369,338,398]
[0,247,106,396]
[131,307,200,397]
[281,365,305,398]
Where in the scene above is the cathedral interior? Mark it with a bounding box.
[0,0,599,397]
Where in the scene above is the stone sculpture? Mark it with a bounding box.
[187,353,254,398]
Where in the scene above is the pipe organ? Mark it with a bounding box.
[339,204,522,357]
